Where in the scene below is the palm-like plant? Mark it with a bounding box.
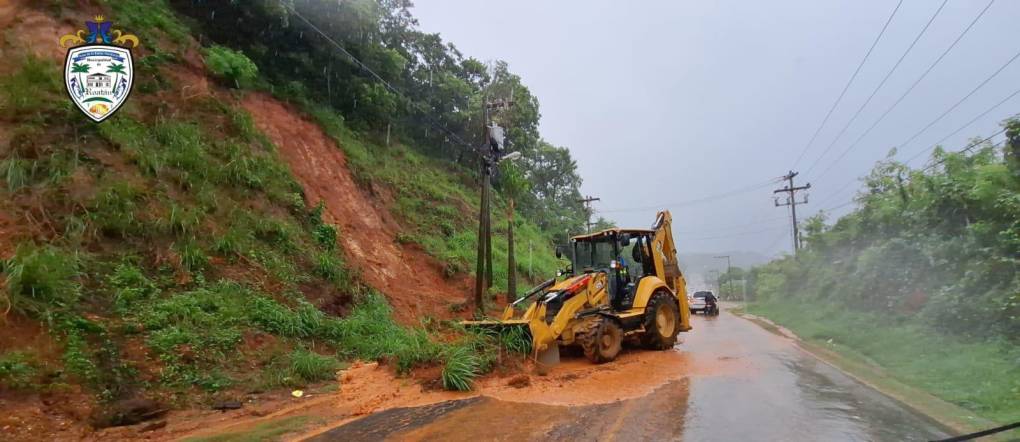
[107,63,126,94]
[71,62,90,93]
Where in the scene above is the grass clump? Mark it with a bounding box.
[288,348,338,383]
[0,56,63,116]
[103,0,191,44]
[441,345,480,391]
[89,181,145,238]
[2,245,81,317]
[205,45,259,89]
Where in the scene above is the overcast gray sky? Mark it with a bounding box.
[411,0,1020,257]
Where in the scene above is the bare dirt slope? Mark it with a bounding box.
[241,94,470,324]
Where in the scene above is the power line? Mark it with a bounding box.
[817,132,1008,213]
[815,176,860,208]
[803,0,948,176]
[901,89,1020,165]
[823,200,857,212]
[283,3,476,150]
[814,107,1017,213]
[806,0,997,180]
[791,0,904,169]
[891,50,1020,152]
[764,229,793,256]
[920,134,1005,172]
[675,215,790,235]
[599,176,783,213]
[814,46,1020,179]
[680,225,790,241]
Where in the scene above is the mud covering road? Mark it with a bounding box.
[308,309,951,441]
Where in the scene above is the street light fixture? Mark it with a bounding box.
[500,151,522,162]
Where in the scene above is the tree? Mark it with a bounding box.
[499,161,529,301]
[1006,119,1020,179]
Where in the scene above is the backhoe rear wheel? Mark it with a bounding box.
[582,317,623,363]
[641,291,679,350]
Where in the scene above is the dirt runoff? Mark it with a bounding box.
[290,348,689,439]
[241,94,472,324]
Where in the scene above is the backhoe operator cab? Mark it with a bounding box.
[560,229,658,311]
[469,211,692,371]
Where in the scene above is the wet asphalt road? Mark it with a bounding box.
[312,308,951,441]
[680,309,948,441]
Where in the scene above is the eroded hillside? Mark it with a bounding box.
[0,1,561,439]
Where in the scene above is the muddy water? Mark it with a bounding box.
[308,380,689,442]
[307,310,952,441]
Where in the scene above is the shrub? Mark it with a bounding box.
[109,262,159,312]
[61,328,98,384]
[0,352,39,389]
[205,45,258,89]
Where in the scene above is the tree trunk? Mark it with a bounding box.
[507,198,516,303]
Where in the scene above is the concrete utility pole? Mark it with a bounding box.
[713,255,731,298]
[774,171,810,256]
[577,195,601,233]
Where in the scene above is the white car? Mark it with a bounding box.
[688,291,716,314]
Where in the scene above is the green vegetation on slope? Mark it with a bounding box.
[745,122,1020,424]
[307,105,563,293]
[169,0,593,244]
[0,1,548,409]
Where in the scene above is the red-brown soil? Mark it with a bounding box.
[241,94,472,325]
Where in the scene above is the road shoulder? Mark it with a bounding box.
[728,305,999,439]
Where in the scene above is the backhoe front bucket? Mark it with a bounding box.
[535,343,560,375]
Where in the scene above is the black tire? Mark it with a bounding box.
[582,317,623,363]
[641,291,680,350]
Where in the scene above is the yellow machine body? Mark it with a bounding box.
[464,210,692,367]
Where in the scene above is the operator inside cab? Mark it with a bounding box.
[613,233,654,309]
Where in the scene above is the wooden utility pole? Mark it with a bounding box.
[474,95,515,314]
[773,171,810,256]
[474,149,492,314]
[577,195,601,233]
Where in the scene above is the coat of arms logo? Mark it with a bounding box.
[60,16,140,123]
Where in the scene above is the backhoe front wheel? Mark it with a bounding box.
[582,317,623,363]
[642,291,680,350]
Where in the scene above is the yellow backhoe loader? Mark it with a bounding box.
[465,211,692,370]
